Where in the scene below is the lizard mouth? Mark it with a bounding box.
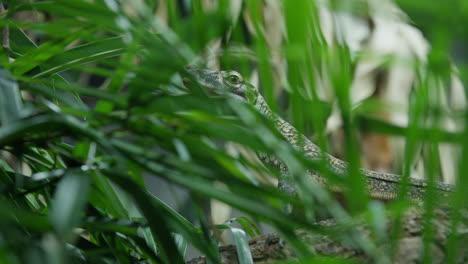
[181,75,216,95]
[181,68,223,95]
[182,76,192,88]
[181,68,196,89]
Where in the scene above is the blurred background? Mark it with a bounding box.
[1,0,467,263]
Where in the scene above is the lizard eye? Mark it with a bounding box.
[227,75,240,85]
[224,72,243,86]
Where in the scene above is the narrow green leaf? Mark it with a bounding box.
[94,100,114,114]
[223,220,254,264]
[9,24,39,55]
[0,69,24,125]
[33,37,126,78]
[174,233,188,258]
[9,29,91,76]
[234,216,262,238]
[0,200,51,231]
[50,172,91,241]
[104,170,188,263]
[73,141,91,160]
[139,227,159,257]
[89,173,129,219]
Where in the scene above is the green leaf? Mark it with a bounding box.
[9,24,39,55]
[0,200,51,231]
[0,70,24,125]
[9,29,91,76]
[234,216,262,238]
[50,172,91,241]
[95,100,114,114]
[33,37,126,78]
[104,170,187,263]
[138,227,159,258]
[222,220,254,264]
[174,233,188,258]
[230,227,253,264]
[89,173,129,219]
[73,141,91,160]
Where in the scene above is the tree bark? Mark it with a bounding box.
[187,207,468,263]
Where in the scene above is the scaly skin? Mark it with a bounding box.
[184,69,455,200]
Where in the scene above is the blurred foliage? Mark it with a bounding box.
[0,0,467,263]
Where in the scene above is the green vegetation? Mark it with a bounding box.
[0,1,467,263]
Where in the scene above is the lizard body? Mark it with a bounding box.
[184,69,454,200]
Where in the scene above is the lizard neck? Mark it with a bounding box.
[252,94,275,119]
[252,94,321,154]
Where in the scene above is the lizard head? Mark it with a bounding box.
[183,69,259,103]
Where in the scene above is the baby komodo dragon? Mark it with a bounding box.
[184,69,455,201]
